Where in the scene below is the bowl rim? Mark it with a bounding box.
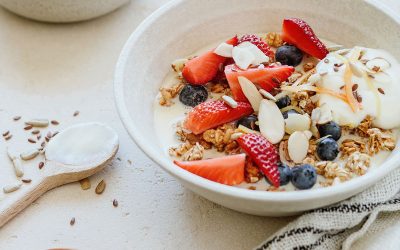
[114,0,400,203]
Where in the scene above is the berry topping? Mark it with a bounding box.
[237,133,280,187]
[179,84,208,107]
[174,154,246,186]
[182,36,238,85]
[184,100,253,135]
[275,45,304,67]
[238,34,274,59]
[281,18,329,59]
[291,164,317,190]
[278,163,292,186]
[225,64,294,102]
[317,137,339,161]
[318,121,342,141]
[237,115,259,131]
[275,95,291,109]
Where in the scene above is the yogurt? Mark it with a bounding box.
[316,47,400,129]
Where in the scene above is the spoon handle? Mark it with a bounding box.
[0,176,52,228]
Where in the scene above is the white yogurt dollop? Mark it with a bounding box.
[316,47,400,129]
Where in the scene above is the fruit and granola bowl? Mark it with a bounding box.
[114,0,400,215]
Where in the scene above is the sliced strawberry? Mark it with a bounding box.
[184,100,253,135]
[182,36,238,85]
[282,18,329,59]
[238,34,274,59]
[174,153,246,185]
[237,133,280,187]
[225,64,294,102]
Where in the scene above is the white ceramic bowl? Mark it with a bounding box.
[0,0,129,23]
[114,0,400,216]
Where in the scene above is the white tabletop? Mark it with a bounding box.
[0,1,399,249]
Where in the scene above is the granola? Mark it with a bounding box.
[367,128,396,155]
[340,138,367,158]
[264,32,284,48]
[159,82,185,106]
[345,152,371,176]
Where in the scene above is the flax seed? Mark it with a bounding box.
[378,88,385,95]
[32,130,40,135]
[2,131,10,137]
[73,111,80,117]
[51,120,59,125]
[22,179,32,183]
[13,116,21,121]
[113,199,118,207]
[38,162,44,169]
[28,138,36,143]
[24,125,33,130]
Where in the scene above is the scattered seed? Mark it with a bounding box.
[333,67,339,72]
[95,180,106,194]
[3,182,22,193]
[46,131,52,138]
[24,125,33,130]
[25,119,49,127]
[127,160,132,165]
[2,131,10,137]
[21,179,32,183]
[28,138,36,144]
[324,58,330,63]
[51,120,59,125]
[70,217,75,226]
[221,95,238,108]
[116,157,121,161]
[372,66,380,72]
[357,95,363,103]
[271,77,280,84]
[340,85,345,90]
[53,131,59,137]
[37,135,42,140]
[368,74,375,79]
[31,130,40,135]
[4,134,12,141]
[20,149,39,161]
[38,162,44,169]
[41,141,46,147]
[113,199,118,207]
[352,84,359,91]
[79,178,91,190]
[378,88,385,94]
[334,63,344,67]
[45,137,50,142]
[13,116,21,121]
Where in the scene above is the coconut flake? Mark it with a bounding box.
[214,42,234,57]
[288,131,309,164]
[232,46,255,70]
[284,113,311,134]
[238,76,263,112]
[237,42,269,65]
[258,100,285,144]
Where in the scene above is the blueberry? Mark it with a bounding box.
[291,164,317,190]
[237,115,259,131]
[282,109,299,119]
[275,45,304,67]
[318,121,342,141]
[275,96,291,109]
[278,163,292,186]
[179,84,208,107]
[317,138,339,161]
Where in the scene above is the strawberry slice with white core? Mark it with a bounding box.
[174,154,246,186]
[183,100,253,135]
[225,64,295,102]
[237,133,280,187]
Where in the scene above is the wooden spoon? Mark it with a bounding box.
[0,122,119,228]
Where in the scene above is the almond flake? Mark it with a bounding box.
[258,100,285,144]
[284,113,311,134]
[288,131,309,163]
[238,76,263,112]
[214,42,233,57]
[259,89,277,101]
[232,46,254,70]
[221,95,238,108]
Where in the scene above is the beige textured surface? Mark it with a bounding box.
[0,0,398,249]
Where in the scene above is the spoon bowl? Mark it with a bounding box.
[0,122,119,227]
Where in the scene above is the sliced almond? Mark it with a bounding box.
[303,130,313,140]
[20,149,39,161]
[349,62,364,77]
[366,58,390,72]
[214,42,234,57]
[258,100,285,144]
[279,141,294,167]
[221,95,238,108]
[232,46,254,70]
[259,89,277,101]
[237,125,259,134]
[288,131,309,164]
[238,76,263,112]
[327,44,344,52]
[308,73,321,84]
[284,113,311,134]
